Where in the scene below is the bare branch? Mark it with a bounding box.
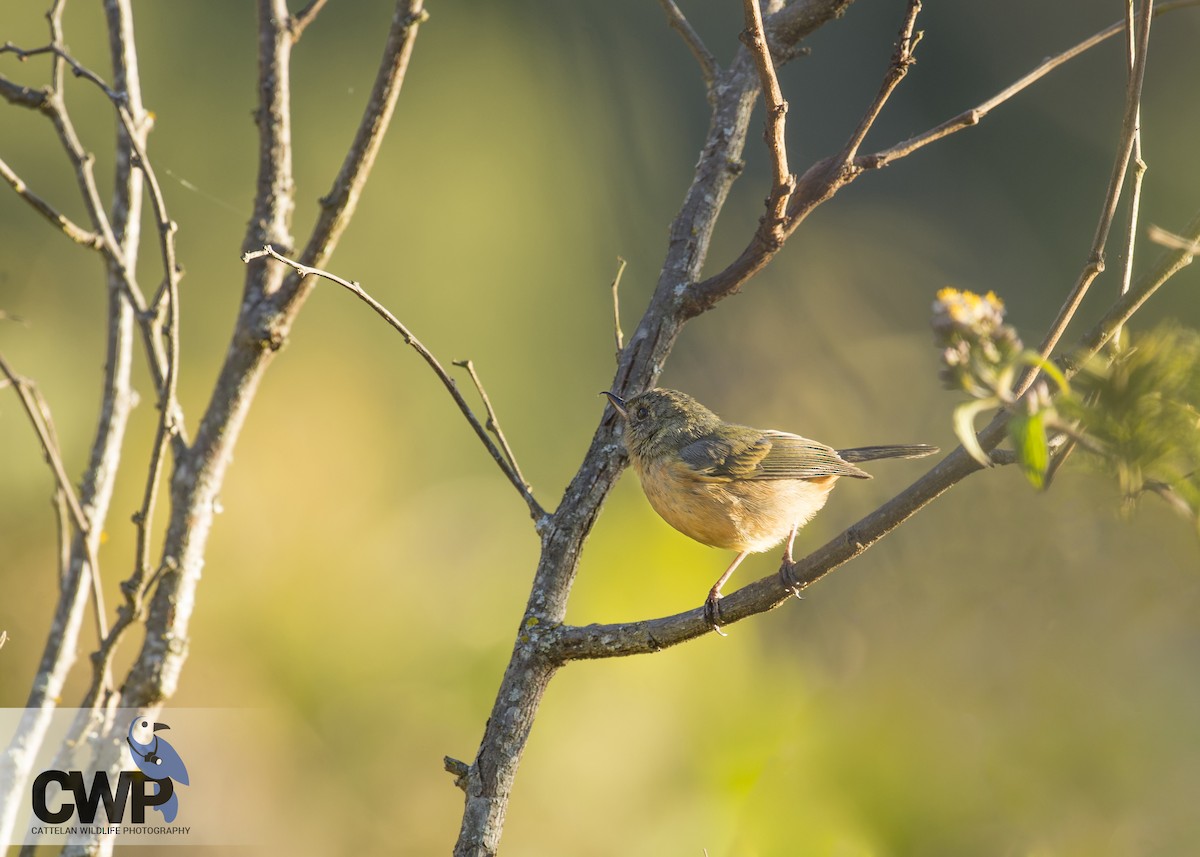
[0,75,49,109]
[657,0,719,98]
[0,356,108,645]
[1148,224,1200,254]
[0,38,175,395]
[244,245,548,526]
[0,155,102,247]
[1118,0,1149,311]
[275,0,428,307]
[838,0,922,165]
[1013,0,1155,399]
[610,256,627,361]
[857,0,1200,172]
[741,0,796,246]
[685,0,923,317]
[762,0,854,61]
[118,0,429,717]
[1076,208,1200,361]
[289,0,329,42]
[452,358,534,499]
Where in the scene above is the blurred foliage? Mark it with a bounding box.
[3,1,1200,856]
[932,283,1200,515]
[932,287,1067,487]
[1066,324,1200,527]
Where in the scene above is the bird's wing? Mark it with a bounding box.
[678,429,870,481]
[755,431,871,479]
[677,430,773,481]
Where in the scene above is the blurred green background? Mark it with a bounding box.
[3,1,1200,855]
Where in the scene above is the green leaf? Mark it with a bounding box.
[952,398,1000,469]
[1017,351,1071,393]
[1008,409,1050,490]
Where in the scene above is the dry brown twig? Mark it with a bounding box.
[741,0,796,245]
[452,358,534,498]
[1017,0,1156,399]
[0,356,109,648]
[656,0,719,98]
[610,256,627,360]
[242,244,546,526]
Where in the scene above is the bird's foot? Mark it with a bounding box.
[704,590,728,637]
[779,560,803,600]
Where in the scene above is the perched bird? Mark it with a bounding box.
[126,717,190,822]
[604,388,937,629]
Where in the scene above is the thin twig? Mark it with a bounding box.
[839,0,922,166]
[276,0,428,303]
[610,256,627,361]
[657,0,719,98]
[858,0,1200,171]
[243,245,548,526]
[0,355,108,642]
[290,0,329,41]
[685,0,922,316]
[1013,0,1155,399]
[1076,208,1200,360]
[0,39,172,395]
[1147,224,1200,254]
[0,156,103,247]
[1118,0,1148,310]
[452,358,533,496]
[741,0,795,245]
[1048,1,1152,483]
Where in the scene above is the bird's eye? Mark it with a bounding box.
[636,406,649,421]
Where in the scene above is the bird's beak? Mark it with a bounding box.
[602,391,627,418]
[152,722,171,732]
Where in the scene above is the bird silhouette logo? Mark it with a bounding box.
[125,716,190,823]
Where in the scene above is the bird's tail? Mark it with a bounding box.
[838,444,939,463]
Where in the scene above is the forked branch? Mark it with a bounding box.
[243,245,547,526]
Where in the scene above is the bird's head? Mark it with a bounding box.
[603,388,722,461]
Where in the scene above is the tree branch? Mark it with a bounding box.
[0,0,145,840]
[274,0,427,308]
[610,256,627,361]
[454,3,865,854]
[451,2,1200,850]
[243,245,547,525]
[117,0,428,713]
[856,0,1200,172]
[741,0,795,246]
[452,359,536,502]
[0,356,108,644]
[0,155,102,247]
[656,0,719,99]
[289,0,329,42]
[684,0,922,317]
[1014,0,1155,398]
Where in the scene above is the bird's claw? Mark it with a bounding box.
[779,560,803,600]
[704,591,728,636]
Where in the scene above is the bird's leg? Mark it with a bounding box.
[705,551,748,635]
[779,521,803,599]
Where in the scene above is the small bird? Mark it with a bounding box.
[604,388,937,629]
